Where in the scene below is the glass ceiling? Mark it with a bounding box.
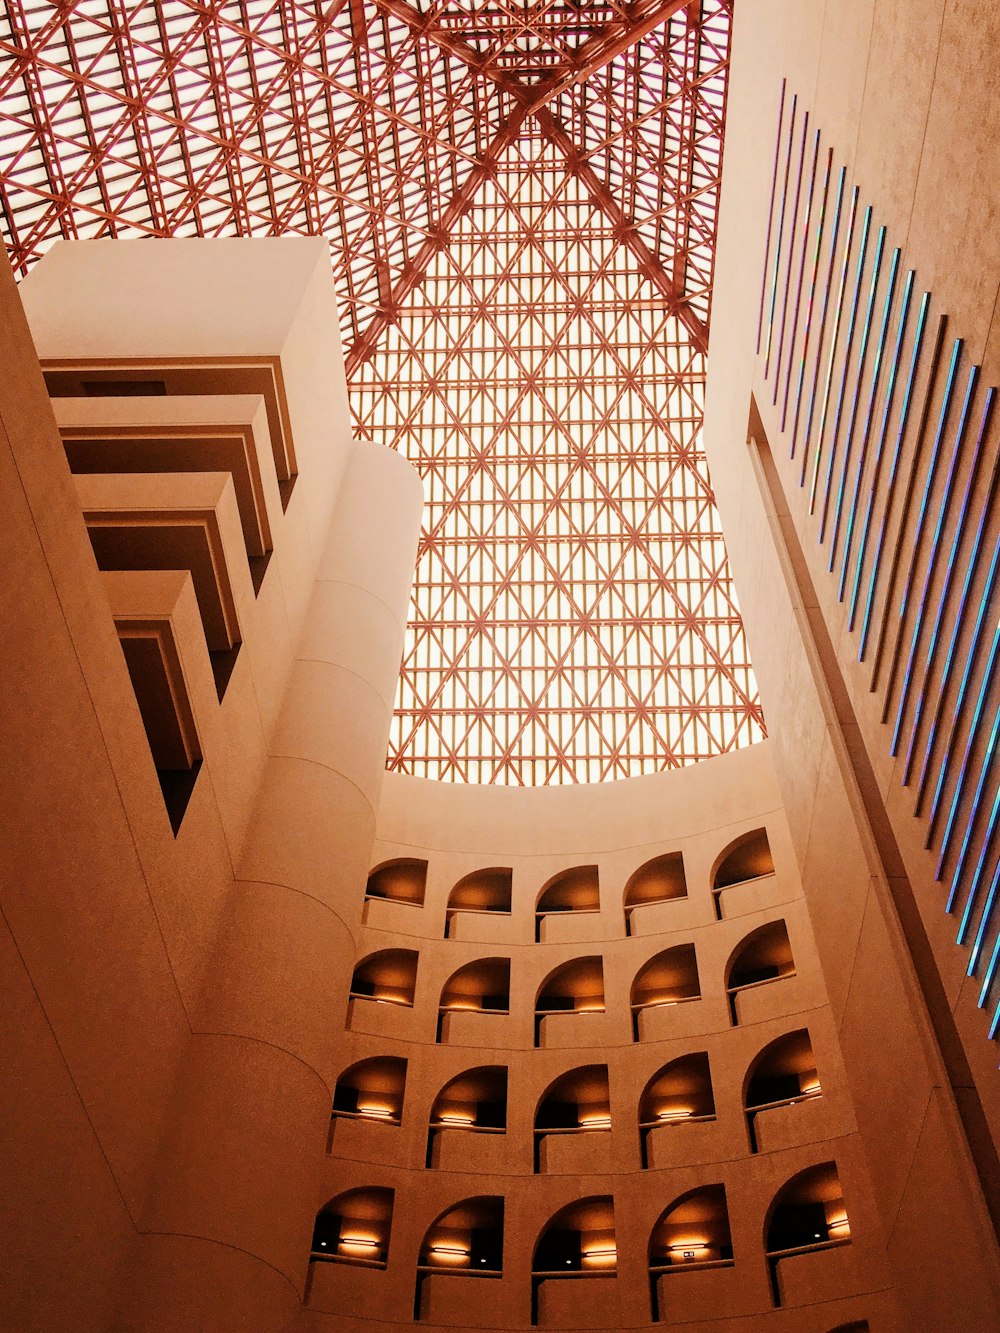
[0,0,764,783]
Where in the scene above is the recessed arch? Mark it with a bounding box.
[534,1064,611,1172]
[743,1028,820,1151]
[533,1196,616,1274]
[427,1066,508,1165]
[765,1162,850,1307]
[330,1056,406,1144]
[623,852,687,934]
[648,1185,733,1320]
[311,1187,394,1269]
[445,867,512,937]
[630,944,700,1040]
[534,956,605,1046]
[725,920,795,1024]
[349,948,418,1008]
[437,957,510,1041]
[365,857,427,906]
[535,865,600,941]
[638,1052,714,1167]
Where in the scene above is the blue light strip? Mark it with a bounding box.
[904,389,995,789]
[965,799,1000,968]
[821,221,885,543]
[830,246,900,570]
[803,187,860,491]
[757,81,787,356]
[939,624,1000,892]
[763,94,798,378]
[889,362,977,756]
[840,268,913,603]
[795,168,847,462]
[772,111,810,398]
[977,861,1000,1012]
[779,129,822,423]
[850,288,928,638]
[949,693,1000,922]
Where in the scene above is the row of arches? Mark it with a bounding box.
[309,1162,851,1319]
[348,919,796,1041]
[364,828,775,935]
[330,1029,822,1164]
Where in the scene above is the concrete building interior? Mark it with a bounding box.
[1,1,998,1330]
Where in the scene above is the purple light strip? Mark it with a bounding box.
[966,796,1000,967]
[802,186,859,490]
[830,246,901,570]
[795,169,847,463]
[772,111,811,402]
[763,93,798,378]
[757,81,788,356]
[850,288,927,637]
[784,144,831,436]
[889,362,978,756]
[904,388,995,789]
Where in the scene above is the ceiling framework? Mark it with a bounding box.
[0,0,764,784]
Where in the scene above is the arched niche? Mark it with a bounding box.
[531,1196,617,1326]
[744,1028,820,1152]
[630,944,700,1040]
[638,1052,714,1167]
[711,829,774,918]
[535,865,600,941]
[311,1186,394,1269]
[427,1066,507,1166]
[414,1196,504,1319]
[534,955,605,1047]
[437,956,510,1042]
[765,1162,851,1307]
[365,857,427,906]
[623,852,687,934]
[648,1185,733,1320]
[349,948,418,1007]
[534,1064,610,1172]
[330,1056,406,1146]
[445,867,512,937]
[725,920,795,1025]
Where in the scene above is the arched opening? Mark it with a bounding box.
[415,1196,504,1319]
[330,1056,406,1148]
[535,866,600,941]
[445,867,513,937]
[437,956,510,1041]
[348,949,418,1009]
[427,1066,507,1166]
[623,852,687,935]
[534,956,605,1047]
[532,1196,616,1324]
[726,920,795,1024]
[744,1029,820,1151]
[648,1185,733,1320]
[765,1162,850,1306]
[310,1186,393,1269]
[630,944,700,1040]
[533,1064,610,1172]
[365,858,427,906]
[638,1052,715,1168]
[712,828,774,918]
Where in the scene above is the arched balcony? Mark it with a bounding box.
[347,949,418,1036]
[725,920,795,1025]
[329,1056,406,1150]
[531,1197,616,1327]
[533,1064,611,1172]
[711,828,775,919]
[436,956,510,1042]
[638,1052,715,1168]
[630,944,701,1041]
[365,857,427,906]
[623,852,687,936]
[415,1197,504,1322]
[427,1065,507,1168]
[445,867,513,939]
[765,1162,852,1307]
[744,1028,821,1151]
[648,1185,734,1322]
[534,956,606,1048]
[310,1186,393,1269]
[535,866,600,942]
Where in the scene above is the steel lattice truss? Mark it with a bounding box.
[0,0,764,783]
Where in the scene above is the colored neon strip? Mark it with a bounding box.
[966,807,1000,969]
[919,466,1000,820]
[850,287,927,635]
[778,121,816,410]
[784,145,831,435]
[802,185,859,490]
[821,215,885,538]
[939,624,1000,890]
[757,80,787,356]
[830,246,900,569]
[795,167,847,462]
[763,93,798,378]
[862,317,950,679]
[977,862,1000,1008]
[772,111,811,402]
[949,692,1000,922]
[840,267,913,602]
[889,362,977,757]
[904,388,995,788]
